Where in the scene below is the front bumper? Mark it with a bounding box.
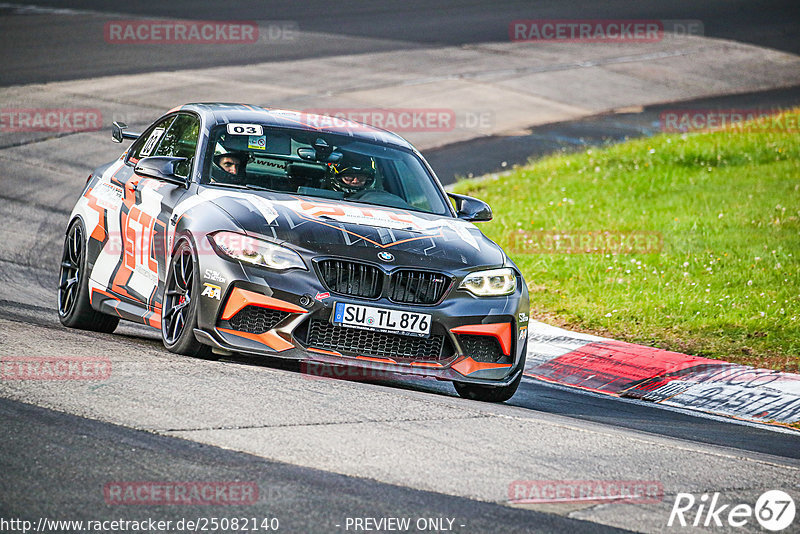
[193,256,529,386]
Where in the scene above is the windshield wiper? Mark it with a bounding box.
[206,182,273,192]
[243,183,272,191]
[206,182,249,189]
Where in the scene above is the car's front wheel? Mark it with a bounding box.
[453,345,525,402]
[58,219,119,333]
[161,240,213,359]
[453,371,522,403]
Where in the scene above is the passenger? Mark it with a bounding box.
[330,158,375,195]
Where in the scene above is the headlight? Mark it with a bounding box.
[210,231,306,271]
[459,267,516,296]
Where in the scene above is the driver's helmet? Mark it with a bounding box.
[329,155,375,194]
[210,143,248,182]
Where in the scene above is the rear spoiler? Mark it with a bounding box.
[111,121,141,143]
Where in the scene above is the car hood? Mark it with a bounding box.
[199,189,506,271]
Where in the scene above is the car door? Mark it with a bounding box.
[111,113,199,326]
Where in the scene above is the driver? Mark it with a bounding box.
[210,144,249,183]
[330,156,375,194]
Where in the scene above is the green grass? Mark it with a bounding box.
[452,109,800,371]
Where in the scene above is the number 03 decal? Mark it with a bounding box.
[226,123,264,135]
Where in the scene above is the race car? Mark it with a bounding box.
[58,103,529,402]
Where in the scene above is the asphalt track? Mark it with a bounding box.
[3,298,800,460]
[0,398,628,534]
[0,0,798,85]
[1,2,799,533]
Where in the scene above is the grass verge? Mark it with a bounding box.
[452,109,800,371]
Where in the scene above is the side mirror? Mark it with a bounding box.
[111,121,141,143]
[448,193,493,222]
[134,156,190,187]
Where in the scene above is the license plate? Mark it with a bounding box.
[333,302,431,338]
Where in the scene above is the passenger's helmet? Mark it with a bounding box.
[330,156,375,194]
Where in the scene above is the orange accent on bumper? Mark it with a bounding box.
[309,347,342,357]
[356,355,397,364]
[221,288,306,320]
[451,357,512,376]
[450,322,512,356]
[410,361,444,368]
[309,349,442,369]
[218,327,295,352]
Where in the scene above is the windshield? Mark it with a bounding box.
[202,124,450,216]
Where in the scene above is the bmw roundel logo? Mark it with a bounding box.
[377,251,394,262]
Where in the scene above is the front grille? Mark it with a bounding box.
[306,319,447,360]
[458,334,506,363]
[227,306,289,334]
[316,259,451,304]
[389,270,450,305]
[318,260,382,299]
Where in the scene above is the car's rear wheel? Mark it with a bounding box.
[161,240,213,358]
[58,219,119,333]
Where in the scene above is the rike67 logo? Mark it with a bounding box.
[668,490,795,531]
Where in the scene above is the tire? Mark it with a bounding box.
[453,342,526,403]
[161,240,213,359]
[453,371,522,403]
[58,219,119,333]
